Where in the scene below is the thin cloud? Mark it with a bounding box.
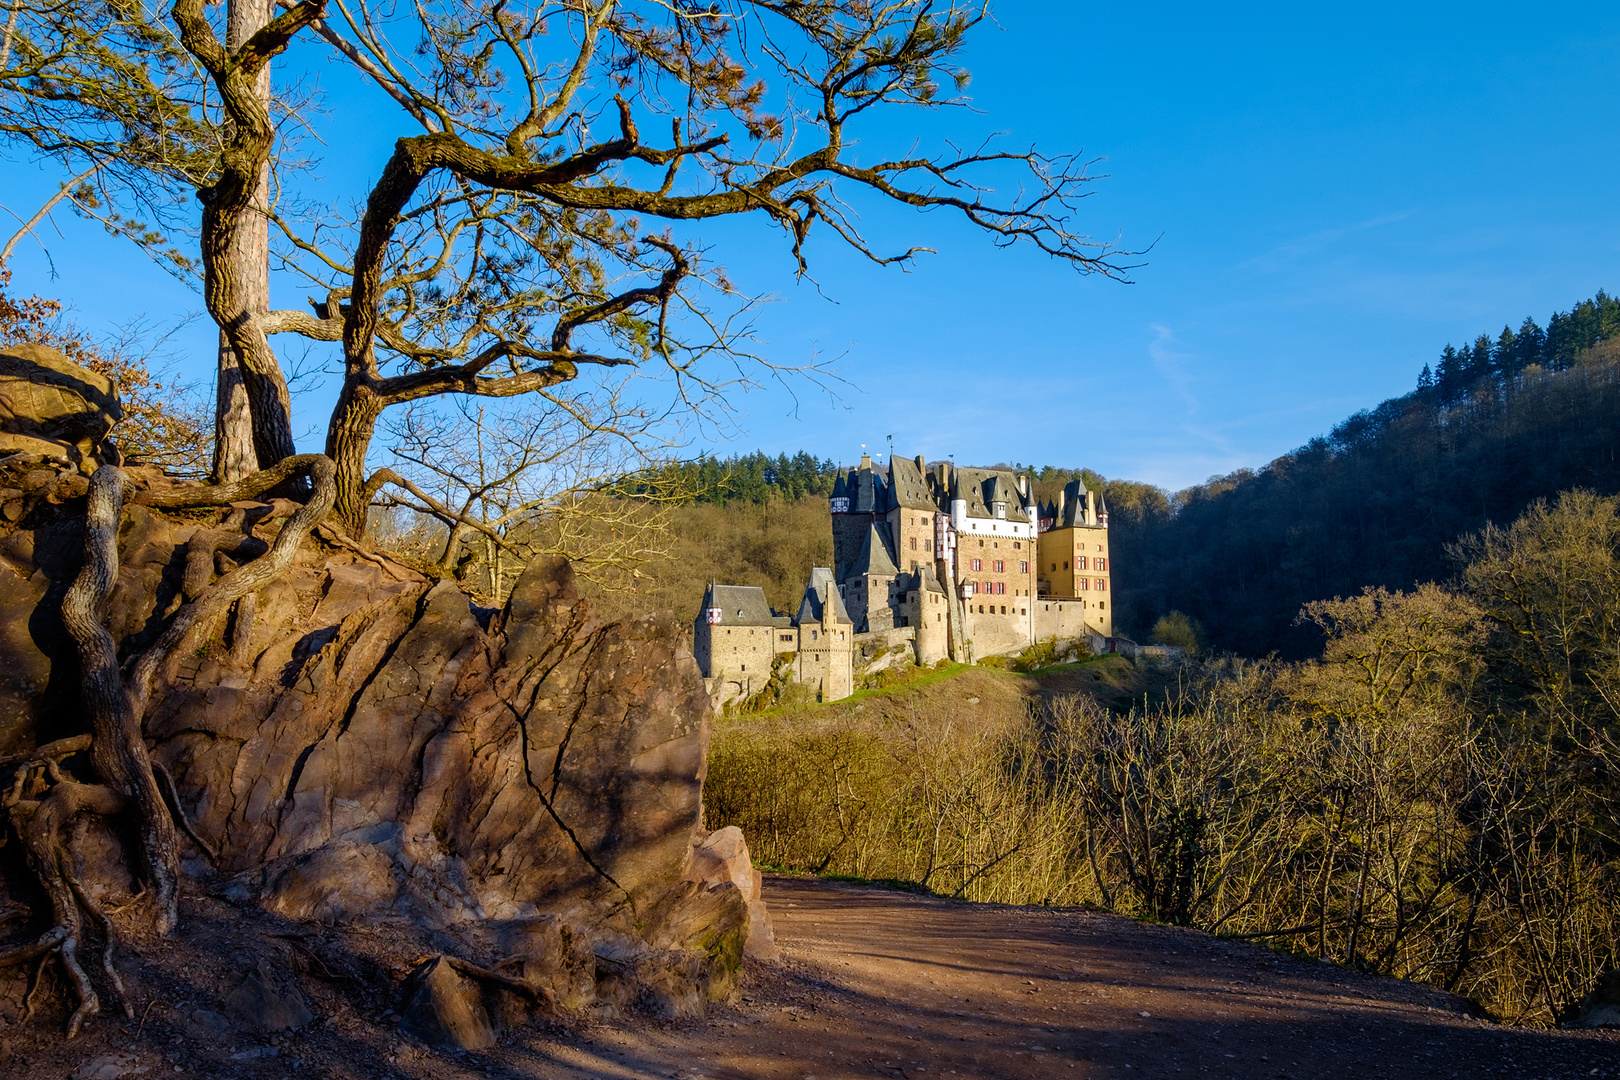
[1236,209,1417,277]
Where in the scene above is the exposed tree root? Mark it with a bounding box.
[153,760,217,862]
[0,455,337,1037]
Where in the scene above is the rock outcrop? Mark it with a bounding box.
[0,477,760,1022]
[689,826,779,961]
[0,344,121,466]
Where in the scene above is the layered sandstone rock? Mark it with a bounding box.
[0,486,758,1018]
[0,343,121,466]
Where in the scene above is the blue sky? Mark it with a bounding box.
[5,1,1619,489]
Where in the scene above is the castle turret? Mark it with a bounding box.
[911,563,949,665]
[829,471,850,514]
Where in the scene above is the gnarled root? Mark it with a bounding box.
[0,455,338,1038]
[1,777,130,1037]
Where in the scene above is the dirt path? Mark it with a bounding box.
[503,875,1620,1080]
[9,875,1620,1079]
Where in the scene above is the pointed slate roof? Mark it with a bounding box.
[829,471,848,502]
[986,474,1017,509]
[911,561,946,595]
[849,459,888,512]
[796,567,852,625]
[1061,479,1086,526]
[852,521,899,577]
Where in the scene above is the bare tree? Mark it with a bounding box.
[0,0,1124,535]
[374,393,689,603]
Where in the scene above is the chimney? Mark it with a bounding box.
[860,452,871,470]
[915,454,925,474]
[1086,489,1096,526]
[1017,473,1028,498]
[1057,486,1066,522]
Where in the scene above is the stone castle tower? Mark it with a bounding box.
[829,452,1114,662]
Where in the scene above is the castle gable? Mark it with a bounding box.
[700,583,777,626]
[952,467,1032,523]
[886,454,936,511]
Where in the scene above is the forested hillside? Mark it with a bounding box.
[1111,291,1620,656]
[616,293,1620,657]
[582,497,834,624]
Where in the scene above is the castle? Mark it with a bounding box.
[694,453,1114,706]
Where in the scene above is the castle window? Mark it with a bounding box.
[979,538,985,547]
[812,630,819,640]
[1099,601,1106,611]
[1000,605,1006,614]
[1078,556,1088,570]
[1020,561,1029,574]
[971,558,982,571]
[1064,560,1070,571]
[910,537,917,551]
[1097,579,1108,592]
[997,582,1007,595]
[1014,541,1022,549]
[994,560,1004,573]
[1097,558,1108,571]
[925,539,933,551]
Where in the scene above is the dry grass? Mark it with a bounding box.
[707,656,1620,1027]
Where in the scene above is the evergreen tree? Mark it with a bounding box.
[1417,364,1435,392]
[1463,334,1495,384]
[1436,345,1463,403]
[1514,317,1546,374]
[1494,325,1517,378]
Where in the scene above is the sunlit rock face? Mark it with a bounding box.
[0,503,750,1014]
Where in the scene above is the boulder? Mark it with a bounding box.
[254,840,400,922]
[0,343,121,465]
[688,826,779,961]
[222,958,315,1032]
[399,956,496,1050]
[493,915,598,1011]
[1569,969,1620,1028]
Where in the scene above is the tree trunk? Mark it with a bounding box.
[214,339,256,482]
[61,469,183,935]
[210,0,295,478]
[327,380,384,535]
